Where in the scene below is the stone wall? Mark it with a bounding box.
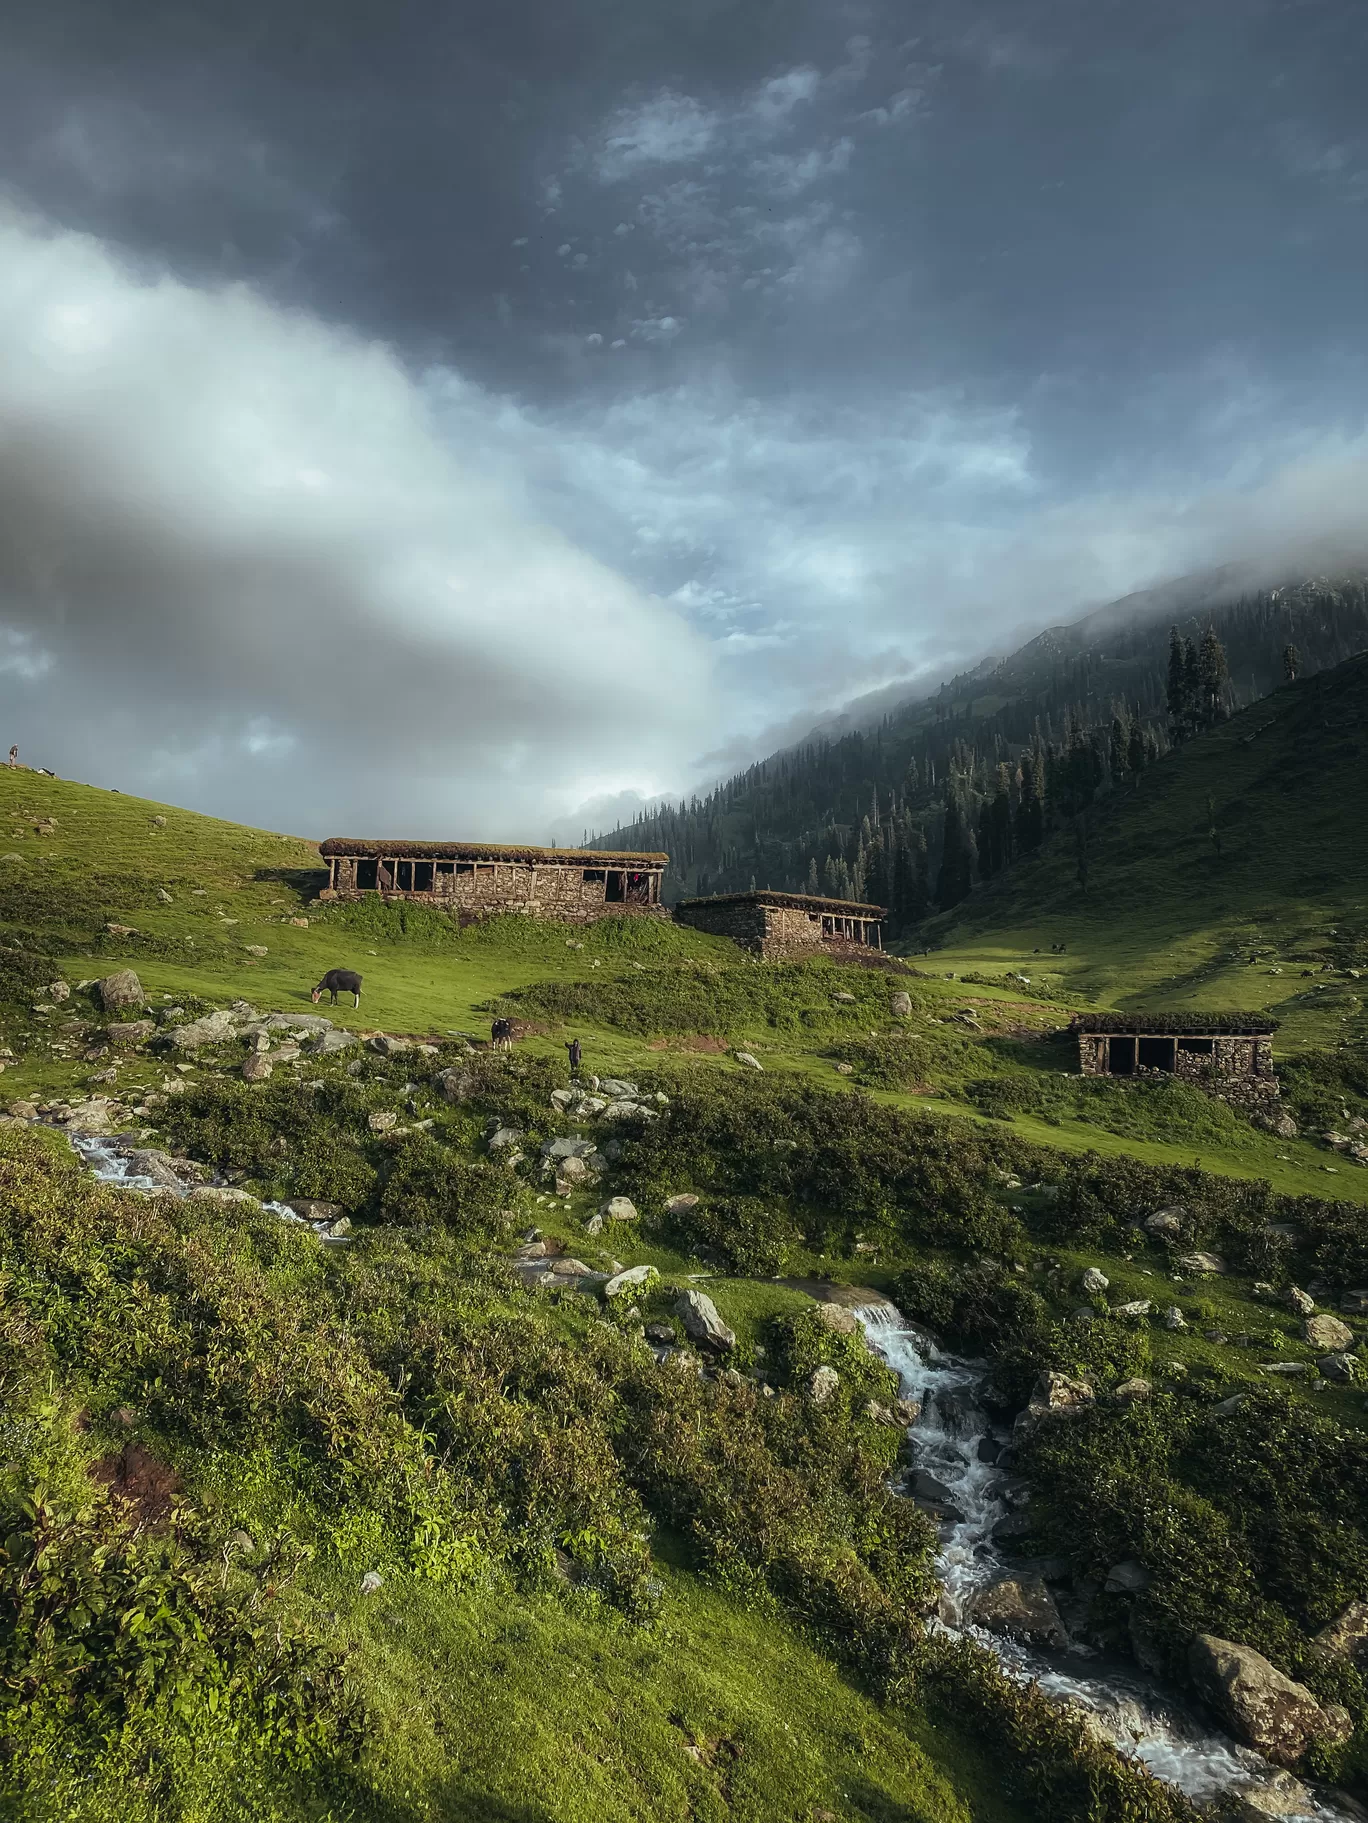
[1078,1030,1278,1097]
[326,856,665,924]
[673,898,881,959]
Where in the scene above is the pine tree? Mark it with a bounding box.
[1109,713,1127,783]
[1127,714,1147,776]
[1283,643,1300,683]
[936,794,973,909]
[1016,752,1044,853]
[1197,629,1229,727]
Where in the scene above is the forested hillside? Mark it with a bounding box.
[596,575,1368,931]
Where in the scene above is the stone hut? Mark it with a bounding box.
[1073,1014,1278,1101]
[318,839,668,924]
[673,889,885,960]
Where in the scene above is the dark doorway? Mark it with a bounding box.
[1137,1037,1177,1072]
[356,859,378,890]
[1108,1035,1136,1075]
[605,871,625,903]
[412,862,434,892]
[1178,1038,1214,1056]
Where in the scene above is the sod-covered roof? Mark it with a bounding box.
[676,889,886,919]
[1071,1013,1278,1035]
[320,838,667,866]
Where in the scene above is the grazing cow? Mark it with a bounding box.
[312,969,363,1007]
[491,1016,513,1052]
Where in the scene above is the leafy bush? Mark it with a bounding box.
[658,1192,802,1276]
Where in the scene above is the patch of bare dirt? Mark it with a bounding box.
[89,1440,182,1530]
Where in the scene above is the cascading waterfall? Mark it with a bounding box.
[857,1302,1352,1822]
[67,1131,345,1238]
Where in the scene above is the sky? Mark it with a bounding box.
[2,0,1367,838]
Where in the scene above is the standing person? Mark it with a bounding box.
[566,1037,582,1075]
[7,746,16,768]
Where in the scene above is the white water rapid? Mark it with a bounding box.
[67,1131,348,1240]
[858,1302,1355,1822]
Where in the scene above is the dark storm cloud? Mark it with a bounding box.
[1,0,1368,828]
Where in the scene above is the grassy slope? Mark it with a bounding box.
[3,761,1367,1205]
[924,654,1368,1029]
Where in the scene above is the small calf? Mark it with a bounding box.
[312,968,363,1007]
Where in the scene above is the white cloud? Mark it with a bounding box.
[596,92,722,181]
[0,206,713,835]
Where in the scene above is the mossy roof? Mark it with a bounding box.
[319,839,668,866]
[676,889,886,918]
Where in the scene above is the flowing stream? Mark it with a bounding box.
[858,1302,1355,1822]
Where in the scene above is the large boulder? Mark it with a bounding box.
[890,991,913,1018]
[1014,1371,1093,1438]
[814,1301,860,1336]
[1188,1634,1354,1765]
[807,1365,840,1404]
[601,1196,639,1223]
[1304,1313,1355,1352]
[1081,1267,1109,1295]
[98,970,144,1013]
[675,1290,736,1352]
[170,1010,238,1051]
[107,1020,155,1045]
[434,1066,479,1103]
[241,1054,272,1082]
[969,1576,1067,1649]
[604,1263,657,1299]
[1177,1251,1227,1275]
[1143,1205,1186,1238]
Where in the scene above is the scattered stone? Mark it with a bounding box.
[909,1466,959,1507]
[808,1365,840,1404]
[601,1196,639,1223]
[675,1289,736,1352]
[890,991,913,1017]
[1114,1299,1153,1320]
[604,1263,658,1298]
[970,1576,1068,1649]
[1262,1362,1309,1377]
[359,1570,383,1596]
[1340,1289,1368,1315]
[98,970,144,1012]
[170,1010,238,1051]
[244,945,268,957]
[1114,1378,1151,1401]
[1081,1267,1109,1295]
[1313,1600,1368,1667]
[1160,1305,1187,1331]
[1187,1633,1353,1765]
[46,980,70,1002]
[486,1126,523,1152]
[107,1020,155,1045]
[241,1054,272,1082]
[645,1321,675,1344]
[584,1210,604,1234]
[542,1135,597,1162]
[287,1200,343,1223]
[1286,1287,1316,1316]
[814,1302,860,1336]
[1104,1559,1152,1593]
[734,1052,763,1070]
[157,889,174,903]
[1015,1371,1093,1437]
[664,1193,700,1217]
[1305,1313,1354,1351]
[189,1186,261,1208]
[833,1061,855,1075]
[1317,1352,1357,1383]
[596,1078,639,1098]
[367,1110,398,1133]
[369,1034,411,1058]
[1177,1251,1227,1275]
[1143,1206,1186,1238]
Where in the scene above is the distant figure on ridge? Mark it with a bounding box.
[7,746,16,768]
[312,969,363,1007]
[566,1037,582,1075]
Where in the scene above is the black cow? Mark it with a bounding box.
[312,969,363,1007]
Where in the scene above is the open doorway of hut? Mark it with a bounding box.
[1137,1037,1177,1072]
[1108,1035,1136,1075]
[605,870,625,902]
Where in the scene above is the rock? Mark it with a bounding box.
[808,1365,840,1404]
[1317,1352,1358,1383]
[307,1028,356,1055]
[1268,1110,1300,1140]
[1114,1299,1153,1319]
[601,1196,639,1223]
[369,1034,411,1058]
[734,1052,763,1070]
[675,1290,736,1352]
[360,1570,383,1596]
[664,1193,700,1216]
[46,980,70,1002]
[596,1079,639,1098]
[645,1321,675,1344]
[1314,1600,1368,1666]
[265,1012,332,1033]
[1262,1362,1309,1377]
[170,1010,238,1051]
[98,970,144,1012]
[367,1110,398,1133]
[244,945,268,957]
[434,1066,478,1103]
[890,991,913,1017]
[241,1054,273,1082]
[287,1200,343,1223]
[1305,1313,1354,1351]
[970,1577,1067,1649]
[1187,1633,1354,1765]
[909,1466,959,1506]
[1340,1289,1368,1315]
[584,1211,604,1234]
[1160,1305,1187,1331]
[225,1528,254,1556]
[604,1263,658,1298]
[487,1126,523,1151]
[1104,1559,1152,1593]
[189,1186,261,1207]
[1081,1267,1109,1295]
[107,1020,155,1045]
[1015,1371,1093,1438]
[1223,1771,1316,1819]
[542,1135,596,1162]
[991,1511,1033,1544]
[1177,1251,1227,1275]
[1144,1206,1187,1238]
[833,1061,855,1075]
[1114,1378,1151,1402]
[814,1302,860,1336]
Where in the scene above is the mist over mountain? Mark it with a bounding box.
[596,569,1368,922]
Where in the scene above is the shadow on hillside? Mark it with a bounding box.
[251,865,328,898]
[324,1770,557,1823]
[841,1779,929,1821]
